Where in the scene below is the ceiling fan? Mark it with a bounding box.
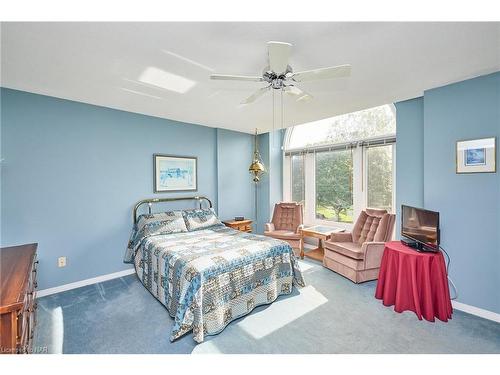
[210,41,351,104]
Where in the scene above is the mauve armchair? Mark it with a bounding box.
[323,208,395,283]
[264,202,304,256]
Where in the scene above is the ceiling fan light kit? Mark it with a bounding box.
[210,41,351,105]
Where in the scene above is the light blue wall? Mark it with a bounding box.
[423,72,499,314]
[1,88,253,290]
[216,128,255,223]
[394,97,424,238]
[395,72,500,314]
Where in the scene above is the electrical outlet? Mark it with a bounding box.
[58,256,67,268]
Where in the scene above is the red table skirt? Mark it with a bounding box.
[375,241,453,322]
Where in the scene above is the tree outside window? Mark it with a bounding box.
[367,145,393,212]
[315,150,353,223]
[287,105,395,150]
[291,154,305,205]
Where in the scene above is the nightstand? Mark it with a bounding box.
[222,219,253,233]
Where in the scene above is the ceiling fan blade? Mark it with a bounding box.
[210,74,263,82]
[283,85,313,101]
[241,86,271,104]
[292,64,351,82]
[267,41,292,74]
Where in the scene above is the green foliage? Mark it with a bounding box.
[287,105,396,150]
[316,206,353,223]
[323,105,395,146]
[291,155,305,204]
[315,150,353,222]
[367,146,393,211]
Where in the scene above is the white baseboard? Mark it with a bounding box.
[36,268,136,298]
[452,301,500,323]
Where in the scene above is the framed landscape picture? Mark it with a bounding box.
[153,154,197,192]
[456,137,496,174]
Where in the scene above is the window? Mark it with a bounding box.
[291,154,305,205]
[315,150,353,223]
[283,104,396,228]
[366,145,393,212]
[286,105,395,150]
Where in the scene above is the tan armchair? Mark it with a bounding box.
[323,208,395,283]
[264,202,304,256]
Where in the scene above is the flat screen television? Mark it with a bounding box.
[401,205,440,251]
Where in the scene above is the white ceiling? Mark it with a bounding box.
[1,22,499,134]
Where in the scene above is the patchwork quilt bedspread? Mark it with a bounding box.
[125,224,305,343]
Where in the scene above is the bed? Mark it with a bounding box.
[123,196,305,343]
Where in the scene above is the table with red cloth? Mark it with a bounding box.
[375,241,453,322]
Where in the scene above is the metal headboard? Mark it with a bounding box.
[133,196,213,224]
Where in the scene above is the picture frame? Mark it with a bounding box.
[456,137,496,174]
[153,154,197,192]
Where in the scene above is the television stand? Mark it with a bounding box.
[400,239,438,252]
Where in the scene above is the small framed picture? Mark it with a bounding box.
[456,137,496,174]
[153,154,197,192]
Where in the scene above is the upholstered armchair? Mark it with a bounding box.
[323,208,395,283]
[264,202,304,256]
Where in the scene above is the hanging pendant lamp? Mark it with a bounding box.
[249,128,267,183]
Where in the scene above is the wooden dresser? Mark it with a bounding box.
[0,243,38,354]
[222,219,253,233]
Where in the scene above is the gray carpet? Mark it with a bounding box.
[34,259,500,354]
